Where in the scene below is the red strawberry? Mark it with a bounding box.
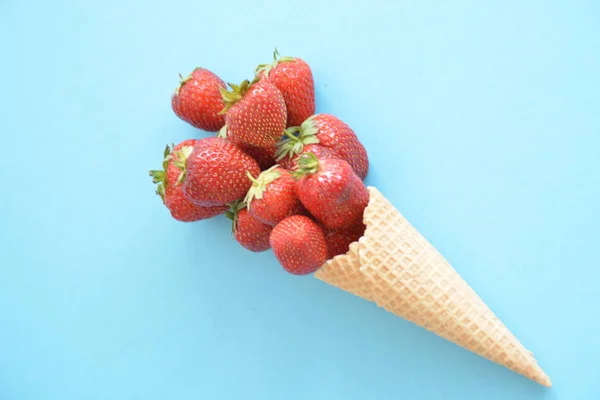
[171,68,226,132]
[242,144,277,170]
[323,223,366,259]
[220,79,287,149]
[270,215,328,275]
[149,141,227,222]
[176,137,260,207]
[294,153,369,230]
[218,125,277,170]
[244,166,303,226]
[276,142,340,171]
[278,114,369,179]
[226,201,272,252]
[255,49,315,127]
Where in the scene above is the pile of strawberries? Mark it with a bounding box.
[150,50,370,275]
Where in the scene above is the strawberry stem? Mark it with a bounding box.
[282,128,299,141]
[275,125,318,161]
[246,171,261,185]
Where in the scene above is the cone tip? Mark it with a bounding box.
[526,363,551,387]
[536,371,552,388]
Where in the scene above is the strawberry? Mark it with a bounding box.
[176,137,260,207]
[244,166,303,226]
[323,223,366,259]
[294,152,369,230]
[149,141,227,222]
[270,215,328,275]
[171,68,226,132]
[218,125,276,170]
[278,114,369,179]
[226,201,272,252]
[242,144,277,170]
[255,49,315,127]
[276,142,340,171]
[220,79,287,149]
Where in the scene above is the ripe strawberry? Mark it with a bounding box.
[276,141,340,171]
[220,79,287,149]
[244,166,303,226]
[218,125,276,170]
[294,153,369,230]
[171,68,226,132]
[226,201,272,252]
[323,223,366,259]
[255,49,315,127]
[242,145,277,170]
[278,114,369,179]
[177,137,260,207]
[149,141,228,222]
[270,215,328,275]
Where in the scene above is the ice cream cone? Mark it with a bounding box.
[315,187,551,387]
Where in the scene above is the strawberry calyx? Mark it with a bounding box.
[217,124,228,139]
[292,152,320,180]
[275,121,320,161]
[149,144,173,202]
[275,127,302,160]
[171,145,194,185]
[225,200,246,234]
[219,76,260,115]
[243,165,282,209]
[298,114,320,137]
[173,69,197,97]
[254,48,296,78]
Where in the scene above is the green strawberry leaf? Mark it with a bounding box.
[254,48,296,79]
[299,115,319,138]
[173,72,194,97]
[292,152,320,180]
[255,63,273,78]
[226,200,247,234]
[217,124,228,139]
[149,144,174,203]
[275,125,320,161]
[172,145,193,185]
[244,166,282,210]
[219,78,259,114]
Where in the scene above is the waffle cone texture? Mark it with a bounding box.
[315,187,551,387]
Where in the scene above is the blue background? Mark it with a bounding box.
[1,1,599,399]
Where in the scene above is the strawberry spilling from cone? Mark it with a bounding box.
[150,50,551,387]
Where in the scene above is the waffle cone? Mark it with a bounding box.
[315,187,551,387]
